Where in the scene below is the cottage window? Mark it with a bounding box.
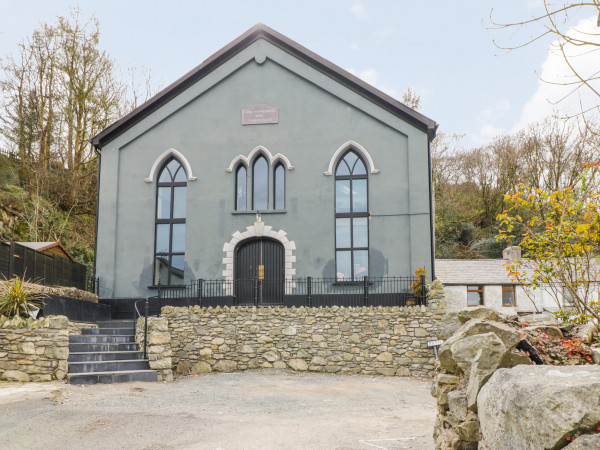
[235,165,247,210]
[252,155,268,210]
[335,150,368,281]
[502,285,516,306]
[274,162,285,210]
[154,158,186,285]
[467,285,484,306]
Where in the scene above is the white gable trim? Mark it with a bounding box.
[226,145,294,172]
[145,148,197,182]
[324,140,380,176]
[222,221,296,293]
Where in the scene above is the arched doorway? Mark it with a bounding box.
[235,238,285,305]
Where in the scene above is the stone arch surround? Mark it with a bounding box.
[222,221,296,285]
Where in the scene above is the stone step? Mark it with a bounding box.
[68,359,150,374]
[67,370,158,385]
[82,328,135,336]
[68,351,144,362]
[69,342,139,352]
[69,335,135,344]
[96,320,136,329]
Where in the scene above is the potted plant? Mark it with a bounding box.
[0,276,45,318]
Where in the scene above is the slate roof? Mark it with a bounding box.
[91,23,438,150]
[434,259,516,285]
[15,241,74,261]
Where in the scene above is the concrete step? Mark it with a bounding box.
[67,370,158,385]
[82,327,135,336]
[96,320,136,329]
[69,342,139,352]
[68,351,144,362]
[68,359,150,374]
[69,335,135,344]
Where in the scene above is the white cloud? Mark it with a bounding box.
[373,27,394,41]
[358,68,378,85]
[350,1,368,20]
[514,15,600,131]
[482,98,511,122]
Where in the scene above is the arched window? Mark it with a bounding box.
[252,155,268,210]
[155,157,186,285]
[335,150,368,281]
[235,164,247,210]
[274,162,285,210]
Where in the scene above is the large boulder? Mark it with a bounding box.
[465,336,508,411]
[456,307,498,323]
[438,320,520,374]
[573,323,597,344]
[519,312,559,325]
[566,434,600,449]
[438,312,463,340]
[478,365,600,450]
[524,325,563,339]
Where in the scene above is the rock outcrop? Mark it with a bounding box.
[478,365,600,449]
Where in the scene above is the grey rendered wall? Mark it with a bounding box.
[96,40,433,299]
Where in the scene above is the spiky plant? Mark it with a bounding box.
[0,276,44,318]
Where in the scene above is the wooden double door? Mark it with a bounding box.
[234,238,284,305]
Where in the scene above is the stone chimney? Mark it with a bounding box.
[502,246,521,261]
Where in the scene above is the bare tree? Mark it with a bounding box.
[491,1,600,124]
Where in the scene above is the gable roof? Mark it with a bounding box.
[435,259,516,285]
[15,241,74,261]
[91,23,438,150]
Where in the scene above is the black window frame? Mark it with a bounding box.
[273,161,285,210]
[252,154,269,211]
[154,157,187,286]
[334,150,369,282]
[235,163,247,211]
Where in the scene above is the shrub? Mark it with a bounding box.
[0,276,45,318]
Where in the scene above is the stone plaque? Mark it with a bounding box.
[242,104,278,125]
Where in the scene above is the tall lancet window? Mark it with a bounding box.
[155,158,187,285]
[252,155,268,210]
[335,150,368,281]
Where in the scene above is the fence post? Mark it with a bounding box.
[8,242,15,278]
[307,276,312,308]
[157,281,161,299]
[421,274,426,305]
[363,276,369,306]
[253,277,258,306]
[197,279,203,300]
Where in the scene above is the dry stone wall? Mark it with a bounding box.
[154,294,445,378]
[0,315,70,382]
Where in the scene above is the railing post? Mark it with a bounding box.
[421,274,426,305]
[144,298,149,360]
[253,277,258,306]
[197,279,203,302]
[157,281,161,299]
[307,276,312,308]
[8,242,14,278]
[363,276,369,306]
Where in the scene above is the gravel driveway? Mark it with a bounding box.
[0,371,435,449]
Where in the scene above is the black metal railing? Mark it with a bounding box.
[133,297,152,360]
[0,241,93,292]
[156,276,427,308]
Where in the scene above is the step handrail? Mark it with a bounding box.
[133,296,158,359]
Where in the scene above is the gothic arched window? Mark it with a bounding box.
[155,158,186,285]
[335,150,368,281]
[252,155,268,210]
[235,164,247,210]
[274,162,285,210]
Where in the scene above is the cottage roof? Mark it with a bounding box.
[434,259,516,285]
[15,241,74,261]
[91,23,438,149]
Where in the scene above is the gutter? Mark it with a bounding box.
[427,133,436,280]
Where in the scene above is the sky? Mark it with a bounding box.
[1,0,598,148]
